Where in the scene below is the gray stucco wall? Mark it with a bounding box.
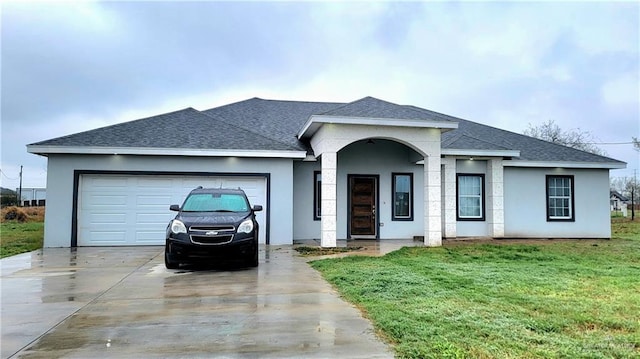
[43,154,294,247]
[503,167,611,238]
[293,139,425,240]
[456,159,489,237]
[292,161,321,239]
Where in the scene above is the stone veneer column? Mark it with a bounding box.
[487,158,505,238]
[424,155,442,246]
[320,152,337,247]
[441,157,457,238]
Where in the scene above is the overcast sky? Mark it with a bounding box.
[1,1,638,191]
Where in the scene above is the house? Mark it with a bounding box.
[27,97,626,248]
[610,190,629,211]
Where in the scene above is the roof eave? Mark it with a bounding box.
[26,145,307,159]
[297,115,458,139]
[503,160,627,170]
[441,149,521,157]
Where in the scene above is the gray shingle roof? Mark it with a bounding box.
[202,98,341,152]
[30,107,302,151]
[318,96,456,125]
[29,96,625,165]
[407,106,624,164]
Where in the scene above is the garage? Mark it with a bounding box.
[77,173,268,246]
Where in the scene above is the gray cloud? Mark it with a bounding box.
[1,1,638,190]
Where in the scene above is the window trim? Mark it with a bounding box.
[313,170,321,221]
[456,173,486,221]
[546,175,575,222]
[392,172,414,221]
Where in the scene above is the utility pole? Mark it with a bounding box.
[632,169,637,221]
[18,165,23,207]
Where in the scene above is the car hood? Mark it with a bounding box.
[176,211,250,226]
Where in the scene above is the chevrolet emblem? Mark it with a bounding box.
[205,231,219,236]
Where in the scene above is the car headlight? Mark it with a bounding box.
[237,219,254,234]
[170,220,187,234]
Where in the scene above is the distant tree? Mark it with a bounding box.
[611,176,638,220]
[633,137,639,152]
[0,192,18,207]
[524,120,606,156]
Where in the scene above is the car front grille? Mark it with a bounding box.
[189,225,235,245]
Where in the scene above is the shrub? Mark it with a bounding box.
[3,206,28,222]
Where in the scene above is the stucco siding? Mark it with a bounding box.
[456,159,489,237]
[43,154,294,247]
[292,140,426,240]
[504,167,611,238]
[292,161,321,239]
[336,140,424,240]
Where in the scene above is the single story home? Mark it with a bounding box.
[28,97,626,248]
[610,190,630,211]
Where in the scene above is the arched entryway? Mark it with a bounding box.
[308,123,444,247]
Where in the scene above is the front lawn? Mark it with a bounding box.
[0,207,45,259]
[311,219,640,358]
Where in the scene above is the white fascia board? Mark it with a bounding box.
[441,149,521,157]
[297,115,458,139]
[26,145,308,159]
[503,160,627,169]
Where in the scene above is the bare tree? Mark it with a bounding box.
[611,176,638,220]
[524,120,606,156]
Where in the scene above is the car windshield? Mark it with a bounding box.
[181,193,249,212]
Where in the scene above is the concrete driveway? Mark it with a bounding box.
[1,246,393,359]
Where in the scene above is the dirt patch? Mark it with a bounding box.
[442,237,610,246]
[294,246,365,256]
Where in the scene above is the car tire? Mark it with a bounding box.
[165,243,179,269]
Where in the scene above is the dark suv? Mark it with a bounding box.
[164,187,262,269]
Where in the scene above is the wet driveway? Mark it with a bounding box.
[1,245,394,358]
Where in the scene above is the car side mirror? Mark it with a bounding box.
[169,204,180,212]
[252,205,263,212]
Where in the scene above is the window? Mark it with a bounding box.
[546,175,574,221]
[392,173,413,220]
[313,171,321,220]
[457,174,485,221]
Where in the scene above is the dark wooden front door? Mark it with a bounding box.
[349,176,377,237]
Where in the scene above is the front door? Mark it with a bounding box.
[349,175,377,238]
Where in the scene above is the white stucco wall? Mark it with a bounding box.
[43,154,294,247]
[504,167,611,238]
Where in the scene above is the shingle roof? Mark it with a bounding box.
[29,96,625,166]
[407,106,624,164]
[318,96,456,125]
[202,98,341,152]
[30,107,302,151]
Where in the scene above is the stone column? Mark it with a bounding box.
[424,155,442,246]
[321,152,337,247]
[441,157,457,238]
[486,158,505,238]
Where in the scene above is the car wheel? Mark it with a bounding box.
[165,243,179,269]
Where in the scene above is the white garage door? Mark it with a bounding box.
[78,174,267,246]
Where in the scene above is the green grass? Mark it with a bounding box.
[0,221,44,258]
[311,220,640,358]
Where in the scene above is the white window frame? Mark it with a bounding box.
[546,175,575,221]
[457,174,485,221]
